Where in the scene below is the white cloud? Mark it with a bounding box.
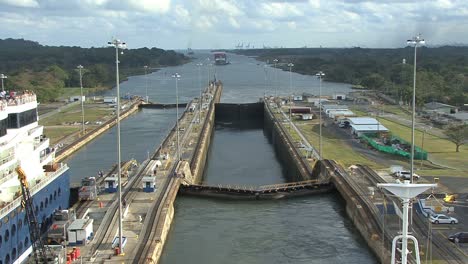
[125,0,171,13]
[198,0,243,17]
[0,0,38,8]
[260,2,303,19]
[229,17,240,29]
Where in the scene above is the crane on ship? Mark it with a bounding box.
[17,166,55,264]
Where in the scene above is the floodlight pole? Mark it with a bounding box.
[77,65,85,135]
[273,59,278,98]
[316,71,325,160]
[288,63,294,127]
[172,73,181,161]
[108,38,126,255]
[144,65,149,103]
[196,63,203,122]
[407,34,425,184]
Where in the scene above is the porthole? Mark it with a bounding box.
[24,237,29,247]
[18,219,22,231]
[45,198,48,208]
[40,202,43,211]
[11,225,16,237]
[11,248,16,260]
[5,254,10,264]
[4,229,9,242]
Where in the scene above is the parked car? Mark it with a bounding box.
[430,214,458,224]
[395,170,420,180]
[448,232,468,243]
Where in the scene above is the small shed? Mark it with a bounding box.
[301,114,313,120]
[104,96,117,103]
[293,95,303,101]
[351,124,389,137]
[142,176,156,192]
[67,219,93,246]
[328,110,355,119]
[69,96,85,102]
[424,102,458,114]
[308,98,329,106]
[322,104,349,114]
[333,93,346,100]
[104,176,117,193]
[347,117,379,125]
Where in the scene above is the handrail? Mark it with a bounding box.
[0,164,68,219]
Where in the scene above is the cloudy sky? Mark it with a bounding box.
[0,0,467,49]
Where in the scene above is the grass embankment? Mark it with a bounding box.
[60,87,109,99]
[39,102,114,144]
[274,111,382,169]
[378,118,468,177]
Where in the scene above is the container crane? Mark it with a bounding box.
[17,166,54,263]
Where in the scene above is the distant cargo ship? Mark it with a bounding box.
[213,52,229,65]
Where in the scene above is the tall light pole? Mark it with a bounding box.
[0,74,7,92]
[196,63,203,123]
[108,38,126,255]
[287,63,294,124]
[316,71,325,160]
[407,34,425,183]
[273,59,278,98]
[77,65,85,135]
[206,58,211,85]
[264,64,268,97]
[172,73,181,161]
[144,65,149,103]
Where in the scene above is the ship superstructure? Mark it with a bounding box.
[0,91,70,264]
[213,52,229,65]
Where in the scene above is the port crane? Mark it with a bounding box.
[17,166,54,263]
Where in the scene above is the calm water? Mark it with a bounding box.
[159,126,378,264]
[67,51,351,183]
[64,51,377,262]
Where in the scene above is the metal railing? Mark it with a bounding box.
[0,164,68,219]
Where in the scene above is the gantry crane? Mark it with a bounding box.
[17,166,54,263]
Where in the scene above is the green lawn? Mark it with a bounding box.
[379,118,468,176]
[274,108,382,169]
[60,86,108,99]
[39,103,111,126]
[44,127,80,145]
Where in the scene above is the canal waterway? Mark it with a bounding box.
[159,124,377,264]
[65,51,377,262]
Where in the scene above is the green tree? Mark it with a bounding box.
[445,124,468,152]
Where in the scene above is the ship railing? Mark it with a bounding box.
[0,166,19,186]
[0,100,7,111]
[0,153,15,166]
[28,125,43,136]
[0,163,68,219]
[34,138,49,151]
[6,93,37,106]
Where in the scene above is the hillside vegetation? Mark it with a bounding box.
[0,38,188,102]
[236,47,468,107]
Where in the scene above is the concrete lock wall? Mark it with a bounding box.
[190,84,223,184]
[263,103,312,182]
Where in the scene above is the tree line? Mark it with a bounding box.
[0,38,188,102]
[236,46,468,107]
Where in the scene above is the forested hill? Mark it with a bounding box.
[235,47,468,107]
[0,38,188,102]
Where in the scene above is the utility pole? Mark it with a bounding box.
[77,65,85,135]
[108,38,127,255]
[316,71,325,160]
